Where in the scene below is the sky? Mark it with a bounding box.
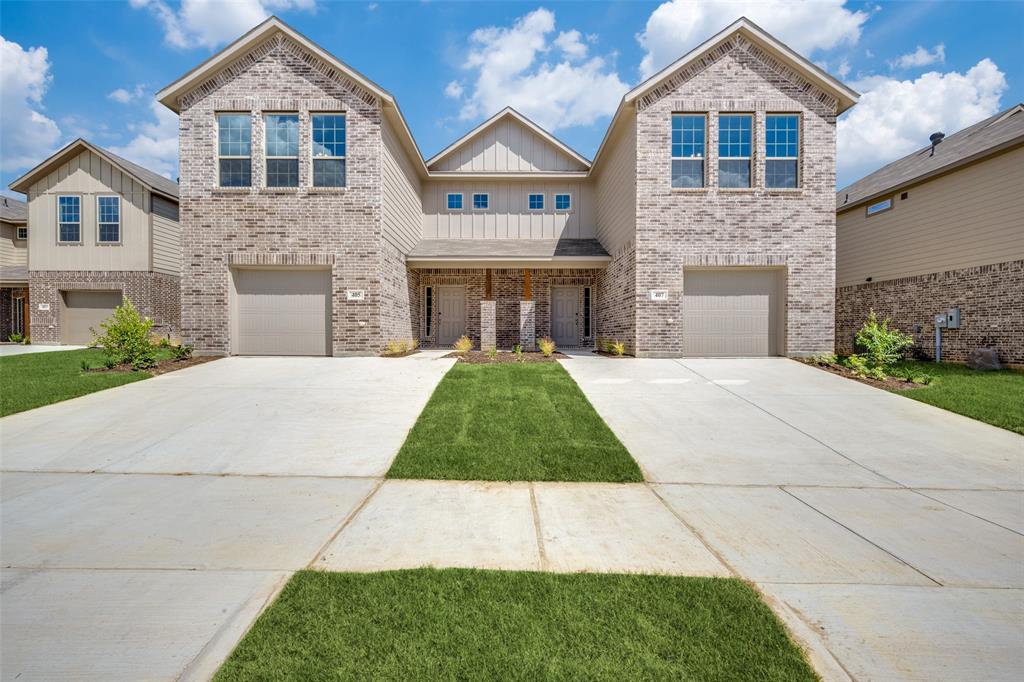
[2,0,1022,198]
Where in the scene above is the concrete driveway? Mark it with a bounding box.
[563,356,1024,682]
[0,353,454,681]
[0,344,87,356]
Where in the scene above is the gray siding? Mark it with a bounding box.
[431,117,588,172]
[152,213,182,276]
[1,221,27,268]
[381,115,422,253]
[594,114,637,253]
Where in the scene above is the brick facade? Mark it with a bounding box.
[1,287,29,340]
[836,259,1024,366]
[633,36,837,357]
[28,271,181,343]
[594,242,637,353]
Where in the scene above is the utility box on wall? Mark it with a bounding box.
[945,307,961,329]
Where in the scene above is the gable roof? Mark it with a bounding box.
[837,103,1024,212]
[156,15,427,178]
[8,139,179,200]
[426,107,591,172]
[0,196,27,223]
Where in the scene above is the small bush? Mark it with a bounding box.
[603,338,615,354]
[538,337,556,357]
[90,298,156,371]
[385,339,410,355]
[842,354,886,380]
[611,341,626,357]
[856,311,914,370]
[80,359,92,372]
[486,346,498,361]
[157,336,172,348]
[453,335,473,353]
[8,333,24,343]
[103,355,117,370]
[171,344,194,361]
[806,353,838,366]
[513,344,524,362]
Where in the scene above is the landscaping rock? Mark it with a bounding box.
[966,348,1002,371]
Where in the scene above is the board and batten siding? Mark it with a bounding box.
[151,195,181,276]
[26,149,151,272]
[381,116,423,253]
[422,181,595,240]
[837,145,1024,286]
[431,117,588,173]
[594,114,637,253]
[1,222,27,268]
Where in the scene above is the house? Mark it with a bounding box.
[156,16,857,357]
[836,105,1024,366]
[7,140,182,345]
[1,196,29,340]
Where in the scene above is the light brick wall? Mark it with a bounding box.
[594,242,637,353]
[633,37,838,357]
[837,259,1024,366]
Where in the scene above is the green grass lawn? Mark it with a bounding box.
[215,569,816,682]
[0,347,174,417]
[387,362,643,482]
[890,360,1024,434]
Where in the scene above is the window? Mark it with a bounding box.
[447,193,463,210]
[312,114,346,187]
[424,287,433,337]
[866,198,893,216]
[218,114,252,187]
[766,114,799,188]
[16,226,27,240]
[57,195,81,242]
[97,196,120,243]
[472,193,489,210]
[265,114,299,187]
[583,286,592,337]
[528,193,544,210]
[11,295,24,335]
[718,114,753,188]
[671,114,705,188]
[555,194,571,210]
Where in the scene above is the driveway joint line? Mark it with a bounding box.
[528,483,549,571]
[306,477,385,569]
[646,482,739,578]
[909,489,1024,537]
[0,469,385,481]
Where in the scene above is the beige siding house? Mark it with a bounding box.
[8,140,182,344]
[836,104,1024,365]
[155,16,856,357]
[1,197,29,339]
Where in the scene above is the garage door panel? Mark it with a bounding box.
[683,270,783,357]
[233,269,331,356]
[62,291,122,345]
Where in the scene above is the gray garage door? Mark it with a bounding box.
[682,269,783,357]
[232,269,331,356]
[61,290,122,345]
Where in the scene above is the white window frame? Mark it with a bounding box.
[96,194,122,244]
[16,226,27,240]
[56,194,82,244]
[311,112,346,188]
[866,198,893,217]
[554,193,572,211]
[671,113,707,189]
[264,112,300,188]
[528,192,545,211]
[446,193,464,211]
[472,193,490,210]
[217,112,252,188]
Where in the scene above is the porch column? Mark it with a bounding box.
[520,268,535,350]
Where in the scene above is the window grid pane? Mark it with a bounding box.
[218,115,251,157]
[98,196,120,242]
[765,159,797,189]
[58,196,80,242]
[765,115,799,159]
[671,115,705,159]
[529,194,544,210]
[447,193,463,210]
[312,114,346,158]
[672,159,704,188]
[473,193,489,210]
[555,194,571,210]
[718,114,752,159]
[219,159,252,187]
[313,159,346,188]
[266,158,299,188]
[265,114,299,158]
[17,227,27,240]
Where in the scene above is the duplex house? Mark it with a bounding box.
[156,16,857,357]
[8,140,182,344]
[836,105,1024,366]
[1,197,29,339]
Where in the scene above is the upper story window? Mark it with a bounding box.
[16,226,27,240]
[718,114,752,188]
[265,114,299,188]
[447,193,463,210]
[97,196,121,243]
[473,193,489,210]
[866,198,893,216]
[671,114,705,188]
[528,193,544,210]
[766,114,799,188]
[57,195,81,243]
[555,194,571,210]
[218,114,252,187]
[312,114,346,187]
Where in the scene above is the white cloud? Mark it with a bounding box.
[0,36,61,172]
[452,8,628,131]
[108,84,146,104]
[837,58,851,79]
[109,100,180,179]
[637,0,869,78]
[889,43,945,70]
[444,81,464,99]
[131,0,315,49]
[838,59,1006,186]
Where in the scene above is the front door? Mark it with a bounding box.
[437,286,465,345]
[551,287,579,347]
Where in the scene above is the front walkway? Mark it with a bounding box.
[0,343,87,356]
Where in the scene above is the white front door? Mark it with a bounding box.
[437,286,465,345]
[551,287,579,346]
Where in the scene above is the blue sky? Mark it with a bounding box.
[2,0,1022,197]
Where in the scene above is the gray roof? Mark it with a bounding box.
[838,104,1024,211]
[0,196,27,223]
[407,238,610,260]
[0,264,28,284]
[99,146,179,199]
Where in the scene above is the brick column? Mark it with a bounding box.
[481,300,496,351]
[519,300,535,350]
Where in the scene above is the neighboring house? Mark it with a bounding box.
[836,104,1024,366]
[1,196,29,340]
[156,16,856,357]
[7,140,182,345]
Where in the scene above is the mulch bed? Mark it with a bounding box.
[444,350,567,364]
[381,350,420,358]
[88,355,221,376]
[802,360,924,391]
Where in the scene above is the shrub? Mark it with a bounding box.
[842,354,886,380]
[538,337,556,357]
[80,359,92,372]
[486,346,498,361]
[172,343,194,361]
[603,338,615,354]
[856,311,914,370]
[453,335,473,353]
[8,333,24,343]
[513,344,523,362]
[385,339,410,355]
[806,353,838,366]
[90,298,156,370]
[103,355,117,370]
[611,340,626,357]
